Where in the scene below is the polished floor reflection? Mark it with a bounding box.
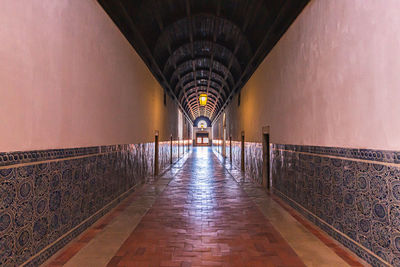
[45,147,365,267]
[106,147,304,266]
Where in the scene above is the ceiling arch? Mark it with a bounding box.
[178,81,227,101]
[153,14,252,67]
[97,0,309,121]
[163,41,242,79]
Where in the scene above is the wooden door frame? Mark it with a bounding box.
[262,126,270,190]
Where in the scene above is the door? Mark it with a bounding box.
[196,132,209,145]
[262,133,270,189]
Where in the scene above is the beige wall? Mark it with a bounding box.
[215,0,400,150]
[0,0,190,152]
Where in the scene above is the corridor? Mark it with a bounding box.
[2,1,399,266]
[107,147,302,266]
[45,148,363,267]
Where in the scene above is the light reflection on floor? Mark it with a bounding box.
[104,146,305,266]
[48,146,361,267]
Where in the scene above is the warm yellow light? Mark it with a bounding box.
[199,94,207,106]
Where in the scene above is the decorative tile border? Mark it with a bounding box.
[22,185,137,267]
[273,143,400,164]
[0,144,164,168]
[0,141,191,267]
[0,147,101,167]
[214,149,366,266]
[214,141,400,266]
[244,142,263,185]
[273,189,387,267]
[272,145,400,267]
[213,140,262,185]
[159,140,192,173]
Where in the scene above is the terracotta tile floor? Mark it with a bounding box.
[214,151,366,267]
[107,148,304,267]
[45,147,367,267]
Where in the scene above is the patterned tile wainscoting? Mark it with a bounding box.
[244,142,263,185]
[159,140,192,172]
[211,140,222,156]
[180,140,192,158]
[213,140,397,266]
[213,140,263,185]
[159,141,171,172]
[272,144,400,267]
[0,141,191,267]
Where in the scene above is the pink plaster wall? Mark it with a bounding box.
[0,0,188,152]
[217,0,400,150]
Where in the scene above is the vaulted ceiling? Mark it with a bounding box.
[97,0,309,122]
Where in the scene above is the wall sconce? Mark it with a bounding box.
[199,94,207,106]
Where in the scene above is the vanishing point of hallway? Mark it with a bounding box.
[45,148,365,267]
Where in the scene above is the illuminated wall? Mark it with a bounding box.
[212,1,400,265]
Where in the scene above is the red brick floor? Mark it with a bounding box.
[107,148,305,267]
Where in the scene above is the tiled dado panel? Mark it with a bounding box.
[244,142,263,185]
[159,140,192,172]
[213,140,263,185]
[211,140,222,156]
[0,143,165,267]
[272,144,400,267]
[159,141,175,172]
[231,141,242,170]
[214,141,400,266]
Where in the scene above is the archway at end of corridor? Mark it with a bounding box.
[193,116,212,146]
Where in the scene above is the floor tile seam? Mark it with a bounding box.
[243,184,365,266]
[270,192,370,267]
[37,184,140,267]
[101,154,193,266]
[105,151,303,266]
[217,150,368,267]
[45,153,192,267]
[273,188,376,256]
[112,160,239,248]
[210,152,307,264]
[211,151,354,267]
[45,190,142,266]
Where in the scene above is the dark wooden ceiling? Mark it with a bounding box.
[97,0,309,122]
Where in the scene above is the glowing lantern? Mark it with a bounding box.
[199,94,207,106]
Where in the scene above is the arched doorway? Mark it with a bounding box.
[193,116,212,146]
